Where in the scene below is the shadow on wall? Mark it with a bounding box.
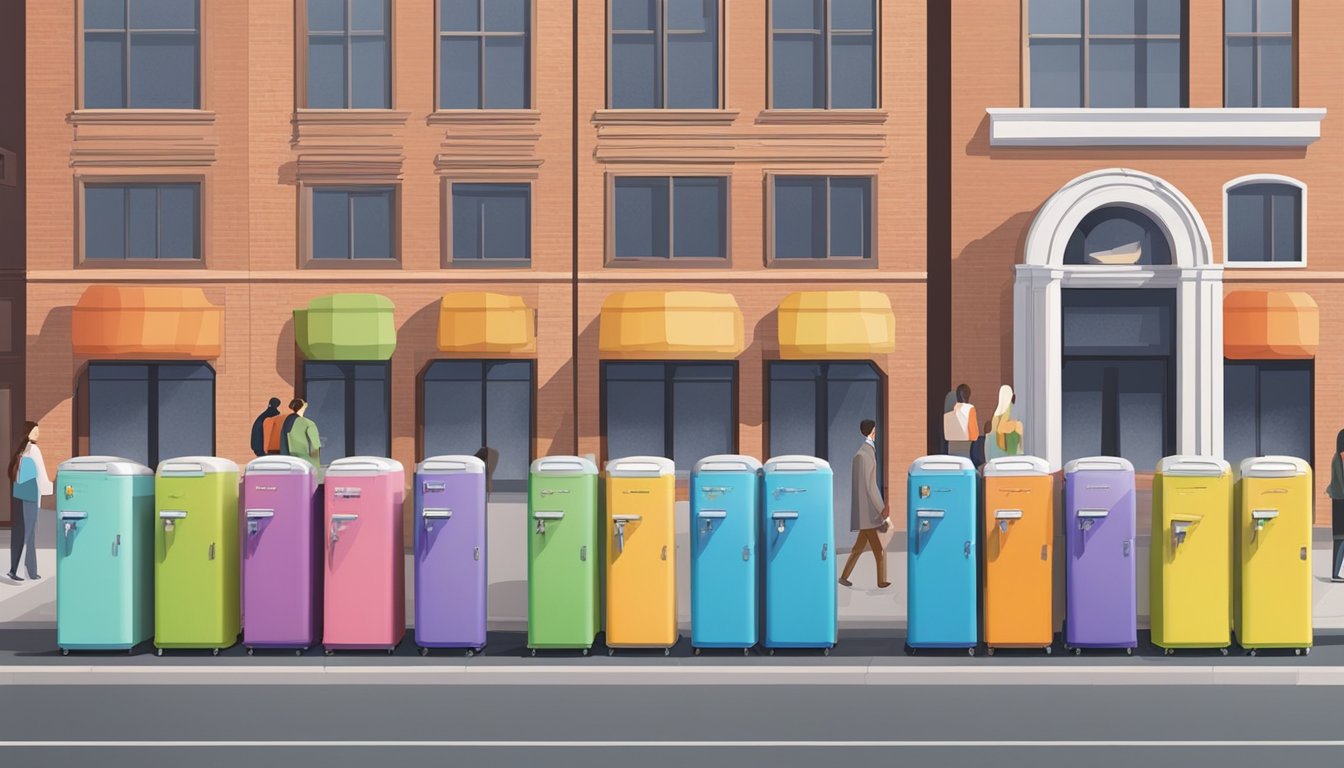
[573,316,601,454]
[29,306,73,423]
[273,315,296,392]
[538,355,576,456]
[957,210,1036,381]
[740,309,775,432]
[400,301,442,454]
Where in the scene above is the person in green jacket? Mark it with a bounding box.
[281,397,322,472]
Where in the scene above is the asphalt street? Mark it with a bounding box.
[2,684,1341,767]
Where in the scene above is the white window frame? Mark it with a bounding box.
[1222,173,1307,269]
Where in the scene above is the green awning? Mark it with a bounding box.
[294,293,397,361]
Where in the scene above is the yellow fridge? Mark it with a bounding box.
[1235,456,1312,655]
[605,456,678,654]
[1151,456,1232,654]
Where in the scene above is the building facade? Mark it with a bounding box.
[0,1,26,524]
[22,1,926,539]
[950,0,1334,521]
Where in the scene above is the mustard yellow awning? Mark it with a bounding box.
[72,286,222,359]
[598,291,744,359]
[1225,290,1318,359]
[778,291,896,358]
[437,293,536,355]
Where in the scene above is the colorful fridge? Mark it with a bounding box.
[242,456,319,655]
[1063,457,1135,654]
[690,455,762,654]
[323,457,406,654]
[1235,456,1313,655]
[1151,456,1232,654]
[906,456,977,654]
[154,457,241,655]
[527,456,600,655]
[984,456,1055,655]
[605,456,678,654]
[56,457,155,654]
[414,455,488,656]
[762,456,835,654]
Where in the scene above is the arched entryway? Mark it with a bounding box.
[1013,169,1223,471]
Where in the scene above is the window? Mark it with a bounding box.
[451,183,530,263]
[1226,180,1303,264]
[1225,0,1293,107]
[86,363,214,467]
[767,361,883,538]
[612,177,727,260]
[302,362,390,463]
[1063,206,1171,266]
[83,182,201,261]
[1060,289,1176,471]
[1026,0,1185,108]
[84,0,200,109]
[771,0,877,109]
[439,0,530,109]
[309,186,396,261]
[422,360,534,491]
[602,362,735,468]
[306,0,391,109]
[1224,360,1312,468]
[772,176,872,261]
[609,0,720,109]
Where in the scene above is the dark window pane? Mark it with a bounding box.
[84,33,127,108]
[611,34,659,108]
[1258,37,1293,108]
[157,184,199,259]
[304,375,346,462]
[1115,361,1167,471]
[485,36,528,108]
[440,0,479,32]
[769,378,816,457]
[130,0,198,30]
[1270,187,1300,262]
[672,178,725,258]
[606,376,666,459]
[1064,206,1170,266]
[485,376,532,487]
[772,33,824,108]
[353,376,389,456]
[1061,361,1104,464]
[612,0,657,31]
[667,29,717,108]
[773,0,822,30]
[1225,0,1254,34]
[1062,289,1175,357]
[1224,37,1254,107]
[1227,189,1265,262]
[829,178,871,258]
[1143,39,1182,107]
[668,0,712,31]
[452,186,483,260]
[1258,366,1312,461]
[85,186,127,260]
[485,0,528,32]
[672,378,733,468]
[1089,39,1138,107]
[1258,0,1293,34]
[351,190,393,259]
[350,36,390,108]
[127,186,158,259]
[307,36,348,108]
[482,186,529,260]
[424,378,483,456]
[774,177,824,259]
[831,0,874,30]
[1223,362,1257,468]
[1090,0,1181,35]
[157,367,212,461]
[311,189,351,259]
[86,0,127,29]
[1029,0,1081,34]
[89,365,151,466]
[1029,39,1083,108]
[614,178,669,258]
[440,37,482,108]
[830,34,875,108]
[351,0,388,32]
[308,0,346,32]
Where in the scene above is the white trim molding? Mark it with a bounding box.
[1014,169,1224,471]
[988,108,1326,148]
[1222,174,1308,269]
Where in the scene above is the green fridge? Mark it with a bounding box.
[56,456,155,654]
[527,456,599,654]
[154,457,241,655]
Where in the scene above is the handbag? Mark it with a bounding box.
[12,455,38,503]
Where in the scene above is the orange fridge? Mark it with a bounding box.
[982,456,1055,655]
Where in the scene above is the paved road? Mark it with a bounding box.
[2,684,1341,767]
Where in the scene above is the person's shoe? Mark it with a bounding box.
[838,578,853,587]
[6,572,22,582]
[27,574,40,581]
[877,582,892,589]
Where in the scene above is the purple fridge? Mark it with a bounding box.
[242,456,320,654]
[1063,456,1137,654]
[414,455,488,656]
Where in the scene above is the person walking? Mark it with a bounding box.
[250,397,282,458]
[280,398,323,472]
[1327,428,1344,582]
[839,419,890,589]
[943,384,978,460]
[8,421,52,582]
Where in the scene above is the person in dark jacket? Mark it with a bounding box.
[250,398,282,457]
[1327,428,1344,581]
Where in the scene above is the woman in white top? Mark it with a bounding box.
[7,421,53,581]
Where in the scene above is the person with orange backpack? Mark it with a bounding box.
[251,398,283,457]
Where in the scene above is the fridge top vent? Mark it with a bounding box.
[157,456,238,476]
[1239,456,1310,478]
[1064,456,1134,474]
[418,455,486,475]
[57,456,152,476]
[531,456,598,476]
[244,456,314,476]
[764,456,831,474]
[606,456,676,477]
[1157,456,1230,477]
[693,455,763,474]
[982,456,1051,477]
[909,455,974,474]
[326,456,405,476]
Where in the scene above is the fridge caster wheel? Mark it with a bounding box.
[822,647,830,657]
[465,649,475,658]
[581,648,589,657]
[694,648,702,656]
[418,647,428,657]
[768,648,776,656]
[297,649,305,656]
[1305,648,1311,656]
[246,648,254,656]
[1294,648,1302,656]
[664,648,671,657]
[1125,648,1133,657]
[1072,648,1081,656]
[387,647,395,655]
[60,649,69,657]
[1219,648,1228,656]
[987,648,995,657]
[530,649,537,657]
[212,648,220,656]
[325,649,334,656]
[608,648,615,657]
[1248,649,1258,657]
[1164,648,1174,656]
[967,647,975,657]
[744,647,751,657]
[1044,646,1053,656]
[156,648,164,657]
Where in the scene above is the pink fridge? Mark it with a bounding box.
[323,457,405,654]
[242,456,320,654]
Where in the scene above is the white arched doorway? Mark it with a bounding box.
[1014,168,1223,471]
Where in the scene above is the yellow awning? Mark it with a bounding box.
[437,293,536,355]
[778,291,896,358]
[1225,290,1318,359]
[598,291,744,359]
[72,286,222,359]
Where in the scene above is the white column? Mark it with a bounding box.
[1014,265,1064,471]
[1175,266,1224,459]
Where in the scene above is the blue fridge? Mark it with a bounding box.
[690,455,762,654]
[56,456,156,654]
[762,456,836,654]
[906,456,978,654]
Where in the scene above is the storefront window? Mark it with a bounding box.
[602,362,735,469]
[1224,360,1312,467]
[86,362,215,467]
[422,360,533,491]
[302,361,390,462]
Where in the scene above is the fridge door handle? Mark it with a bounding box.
[821,543,828,561]
[742,545,751,562]
[1041,544,1048,561]
[965,541,972,558]
[661,545,668,561]
[579,545,587,562]
[112,534,120,557]
[474,546,481,561]
[1302,546,1308,561]
[1122,540,1131,557]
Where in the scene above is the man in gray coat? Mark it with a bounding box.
[839,419,890,589]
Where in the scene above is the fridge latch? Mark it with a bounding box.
[742,545,751,562]
[1301,546,1308,561]
[661,545,668,561]
[821,543,828,561]
[474,547,480,561]
[964,541,971,558]
[1040,544,1048,561]
[1123,540,1131,557]
[112,534,120,557]
[579,546,587,562]
[208,543,215,561]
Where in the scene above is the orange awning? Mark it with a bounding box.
[1224,290,1318,359]
[437,293,536,355]
[72,286,222,359]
